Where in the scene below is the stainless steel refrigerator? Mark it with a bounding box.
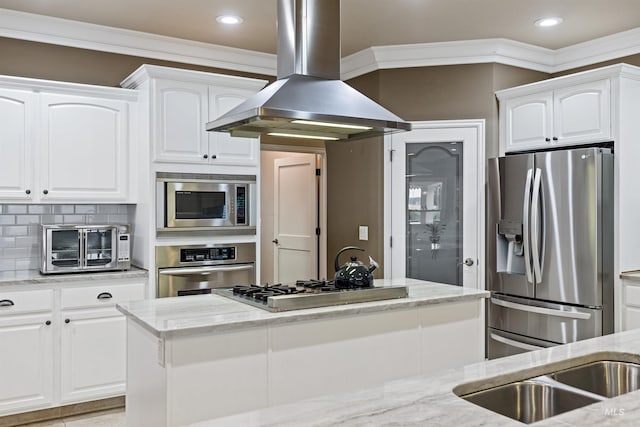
[487,146,614,359]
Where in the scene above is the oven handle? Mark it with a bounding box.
[159,264,254,276]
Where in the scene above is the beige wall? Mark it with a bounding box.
[0,36,556,279]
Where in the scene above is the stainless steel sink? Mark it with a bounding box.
[460,377,604,424]
[550,360,640,398]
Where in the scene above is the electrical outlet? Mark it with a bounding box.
[359,225,369,241]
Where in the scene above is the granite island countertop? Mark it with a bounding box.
[202,328,640,426]
[116,278,489,338]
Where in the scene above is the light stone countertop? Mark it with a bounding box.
[116,278,489,338]
[201,328,640,426]
[0,266,148,287]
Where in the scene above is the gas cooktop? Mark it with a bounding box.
[216,280,408,312]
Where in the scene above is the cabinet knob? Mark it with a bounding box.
[211,154,217,159]
[64,318,70,324]
[203,154,209,159]
[552,137,558,141]
[25,189,31,195]
[545,138,551,142]
[45,320,51,326]
[43,189,49,195]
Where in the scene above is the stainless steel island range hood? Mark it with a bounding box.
[206,0,411,141]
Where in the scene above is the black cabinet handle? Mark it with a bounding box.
[25,189,31,195]
[43,189,49,195]
[210,154,217,159]
[97,292,113,300]
[203,154,208,159]
[0,299,15,307]
[65,318,70,324]
[552,136,558,141]
[545,137,551,142]
[45,320,51,326]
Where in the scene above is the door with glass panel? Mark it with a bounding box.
[388,121,484,289]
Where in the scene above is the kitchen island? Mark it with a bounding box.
[117,279,488,426]
[205,328,640,426]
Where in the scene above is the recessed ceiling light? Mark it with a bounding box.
[534,17,563,28]
[216,15,243,25]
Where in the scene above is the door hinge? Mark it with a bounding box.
[315,168,321,176]
[315,227,321,235]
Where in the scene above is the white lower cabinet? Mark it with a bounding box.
[622,278,640,331]
[0,280,146,416]
[0,290,54,415]
[60,307,126,403]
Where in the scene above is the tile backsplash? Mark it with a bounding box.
[0,204,136,272]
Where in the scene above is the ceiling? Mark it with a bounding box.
[1,0,640,57]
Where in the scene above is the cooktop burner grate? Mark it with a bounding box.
[216,280,408,312]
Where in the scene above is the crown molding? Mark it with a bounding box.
[2,8,640,81]
[341,39,554,80]
[0,8,277,76]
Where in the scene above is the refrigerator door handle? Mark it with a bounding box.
[490,297,592,320]
[490,332,546,351]
[531,168,543,283]
[522,168,534,283]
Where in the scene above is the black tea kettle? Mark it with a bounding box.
[333,246,379,289]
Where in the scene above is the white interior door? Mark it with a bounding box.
[386,120,485,289]
[273,155,318,283]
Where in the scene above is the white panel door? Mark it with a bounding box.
[553,79,611,145]
[0,88,36,201]
[0,313,54,415]
[273,155,318,283]
[208,87,259,166]
[40,93,129,201]
[154,79,209,163]
[504,91,553,152]
[388,121,484,290]
[60,307,126,403]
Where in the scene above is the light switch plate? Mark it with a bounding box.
[359,225,369,241]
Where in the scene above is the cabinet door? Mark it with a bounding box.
[153,80,209,163]
[503,91,553,152]
[208,87,259,166]
[553,79,611,145]
[0,88,36,201]
[60,307,126,403]
[40,93,129,202]
[0,313,54,415]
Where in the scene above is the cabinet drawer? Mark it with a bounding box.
[61,282,146,309]
[0,289,53,316]
[625,284,640,307]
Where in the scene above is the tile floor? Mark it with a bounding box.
[18,408,125,427]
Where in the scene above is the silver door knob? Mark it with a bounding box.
[463,258,474,266]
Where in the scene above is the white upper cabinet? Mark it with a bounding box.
[122,65,267,168]
[208,86,259,165]
[153,79,209,163]
[553,79,610,145]
[40,94,130,202]
[0,88,36,201]
[499,77,611,153]
[0,76,137,203]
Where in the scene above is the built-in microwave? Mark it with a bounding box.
[156,173,256,232]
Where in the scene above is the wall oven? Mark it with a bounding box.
[156,243,256,298]
[40,224,131,274]
[157,173,256,232]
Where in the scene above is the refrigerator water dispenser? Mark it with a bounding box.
[496,220,525,274]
